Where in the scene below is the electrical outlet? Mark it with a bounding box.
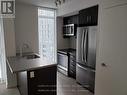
[30,71,35,78]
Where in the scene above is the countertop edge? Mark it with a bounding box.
[13,64,57,73]
[7,57,57,73]
[6,59,14,73]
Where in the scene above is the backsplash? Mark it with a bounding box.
[70,37,76,49]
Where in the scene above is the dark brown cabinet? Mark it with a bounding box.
[63,15,78,37]
[69,55,76,79]
[63,15,79,25]
[17,66,57,95]
[79,5,98,26]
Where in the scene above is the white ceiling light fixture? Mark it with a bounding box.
[55,0,66,7]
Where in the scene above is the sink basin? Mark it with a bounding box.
[23,54,40,59]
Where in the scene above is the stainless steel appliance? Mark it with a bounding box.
[57,52,68,75]
[63,24,76,36]
[57,49,76,76]
[76,26,97,92]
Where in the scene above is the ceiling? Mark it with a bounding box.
[16,0,57,8]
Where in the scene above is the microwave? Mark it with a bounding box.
[63,24,76,37]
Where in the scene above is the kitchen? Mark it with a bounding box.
[0,0,127,95]
[57,5,98,93]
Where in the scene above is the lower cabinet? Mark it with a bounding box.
[68,55,76,79]
[17,66,57,95]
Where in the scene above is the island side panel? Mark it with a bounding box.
[17,71,28,95]
[27,65,57,95]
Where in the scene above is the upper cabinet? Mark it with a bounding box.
[79,5,98,26]
[63,15,78,37]
[63,15,79,25]
[62,5,98,38]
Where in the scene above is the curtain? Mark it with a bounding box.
[0,17,6,83]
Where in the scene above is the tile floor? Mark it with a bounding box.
[57,72,93,95]
[0,83,20,95]
[0,72,93,95]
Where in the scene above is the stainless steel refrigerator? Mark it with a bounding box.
[76,26,97,93]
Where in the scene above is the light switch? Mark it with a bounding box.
[30,71,35,78]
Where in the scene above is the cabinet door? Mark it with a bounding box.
[69,56,76,78]
[95,4,127,95]
[79,5,98,26]
[90,5,98,25]
[28,66,57,95]
[17,71,28,95]
[79,9,88,26]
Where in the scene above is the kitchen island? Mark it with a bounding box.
[7,55,57,95]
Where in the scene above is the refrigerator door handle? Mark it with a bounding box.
[77,64,87,71]
[77,64,95,72]
[84,29,88,63]
[81,30,85,62]
[85,29,88,63]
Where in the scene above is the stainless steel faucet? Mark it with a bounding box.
[19,43,30,57]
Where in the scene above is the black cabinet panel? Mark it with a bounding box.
[17,66,57,95]
[79,9,88,26]
[28,66,57,95]
[69,55,76,79]
[79,5,98,26]
[17,71,28,95]
[63,15,78,37]
[63,15,79,25]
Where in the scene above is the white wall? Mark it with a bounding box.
[3,18,17,88]
[95,0,127,95]
[57,17,76,49]
[15,2,39,53]
[70,37,76,49]
[4,19,16,57]
[57,0,99,16]
[57,17,70,49]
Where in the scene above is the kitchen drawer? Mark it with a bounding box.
[69,58,76,79]
[70,69,76,74]
[69,70,76,79]
[70,60,76,68]
[70,64,76,70]
[76,64,95,92]
[70,60,76,65]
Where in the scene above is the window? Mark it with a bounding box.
[0,17,6,83]
[38,8,56,63]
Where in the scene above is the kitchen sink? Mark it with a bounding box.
[23,54,40,59]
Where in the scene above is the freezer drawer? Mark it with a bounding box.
[76,64,95,92]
